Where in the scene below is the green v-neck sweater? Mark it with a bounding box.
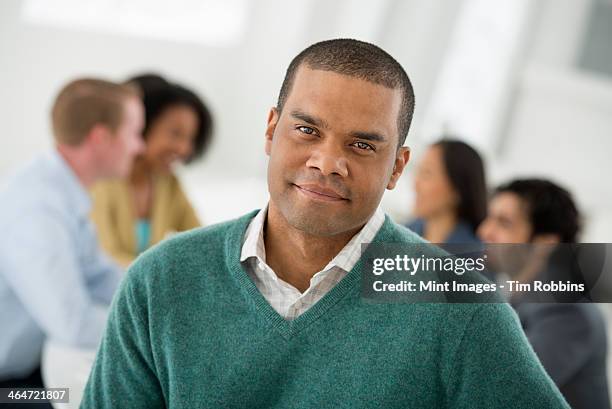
[81,211,569,409]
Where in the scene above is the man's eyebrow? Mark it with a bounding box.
[290,110,329,129]
[349,131,387,143]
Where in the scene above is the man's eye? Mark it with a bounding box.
[297,126,316,135]
[353,141,374,151]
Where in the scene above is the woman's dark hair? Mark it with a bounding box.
[127,73,213,163]
[127,73,169,93]
[494,179,581,242]
[433,139,487,233]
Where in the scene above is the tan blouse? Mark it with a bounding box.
[90,173,201,267]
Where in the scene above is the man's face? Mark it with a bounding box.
[99,96,145,178]
[478,192,532,244]
[477,192,534,273]
[265,66,409,237]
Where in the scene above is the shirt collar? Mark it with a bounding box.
[240,204,269,263]
[47,149,92,217]
[240,204,385,273]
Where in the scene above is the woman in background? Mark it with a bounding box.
[91,74,213,266]
[407,139,486,244]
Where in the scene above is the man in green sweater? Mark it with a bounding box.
[81,39,570,408]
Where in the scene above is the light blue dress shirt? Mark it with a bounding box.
[0,150,122,380]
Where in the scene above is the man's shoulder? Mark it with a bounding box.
[160,210,256,251]
[1,155,45,194]
[0,157,68,226]
[374,216,502,303]
[378,216,430,244]
[119,211,258,307]
[373,216,451,262]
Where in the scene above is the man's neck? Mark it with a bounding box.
[423,211,457,243]
[264,203,362,292]
[56,144,98,188]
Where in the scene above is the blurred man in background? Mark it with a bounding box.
[0,78,144,399]
[479,178,610,409]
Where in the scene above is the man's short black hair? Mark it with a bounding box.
[277,39,415,147]
[495,179,582,242]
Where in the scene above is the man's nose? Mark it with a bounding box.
[305,141,348,177]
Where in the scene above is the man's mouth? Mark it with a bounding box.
[292,183,348,202]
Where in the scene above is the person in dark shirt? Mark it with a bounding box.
[479,178,610,409]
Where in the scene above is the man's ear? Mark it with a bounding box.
[265,107,279,156]
[86,124,112,149]
[387,146,410,190]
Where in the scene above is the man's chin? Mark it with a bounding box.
[281,207,351,237]
[291,221,345,237]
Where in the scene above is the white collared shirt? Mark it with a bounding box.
[240,205,385,320]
